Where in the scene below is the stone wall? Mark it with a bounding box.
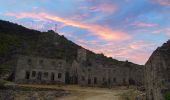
[145,47,170,100]
[129,65,144,86]
[70,60,130,87]
[15,55,66,84]
[14,48,144,87]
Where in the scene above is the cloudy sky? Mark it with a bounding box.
[0,0,170,64]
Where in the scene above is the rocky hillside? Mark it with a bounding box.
[0,20,142,78]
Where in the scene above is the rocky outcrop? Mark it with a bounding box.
[145,40,170,100]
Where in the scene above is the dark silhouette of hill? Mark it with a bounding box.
[0,19,142,76]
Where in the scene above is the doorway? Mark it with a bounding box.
[72,75,78,84]
[37,72,42,80]
[25,71,30,79]
[51,72,55,81]
[65,72,70,84]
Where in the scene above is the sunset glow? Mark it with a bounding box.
[1,0,170,64]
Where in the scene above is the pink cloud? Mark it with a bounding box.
[131,21,157,28]
[5,12,131,41]
[125,0,130,2]
[5,12,47,21]
[165,28,170,36]
[70,13,90,20]
[153,0,170,6]
[74,38,156,64]
[112,41,156,64]
[151,28,170,36]
[152,29,162,34]
[58,33,154,64]
[76,33,155,64]
[89,3,117,13]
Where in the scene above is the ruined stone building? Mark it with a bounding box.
[14,56,66,84]
[14,49,144,87]
[145,41,170,100]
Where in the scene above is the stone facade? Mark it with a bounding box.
[129,64,144,86]
[145,42,170,100]
[14,49,144,87]
[14,56,66,84]
[70,60,130,86]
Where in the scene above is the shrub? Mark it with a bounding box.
[0,80,9,88]
[165,91,170,100]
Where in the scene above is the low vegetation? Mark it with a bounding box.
[0,79,12,89]
[165,91,170,100]
[120,89,144,100]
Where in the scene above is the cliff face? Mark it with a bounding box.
[145,40,170,100]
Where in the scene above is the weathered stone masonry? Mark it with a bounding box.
[14,49,144,87]
[145,42,170,100]
[14,56,66,84]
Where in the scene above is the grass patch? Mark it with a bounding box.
[165,91,170,100]
[0,59,15,77]
[120,89,142,100]
[0,80,9,86]
[0,79,11,89]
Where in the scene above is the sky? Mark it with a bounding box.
[0,0,170,65]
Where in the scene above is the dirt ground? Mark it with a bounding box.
[57,87,128,100]
[19,84,142,100]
